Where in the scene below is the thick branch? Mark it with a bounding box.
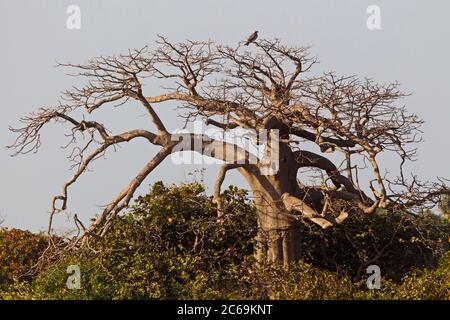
[281,193,348,229]
[290,127,356,148]
[294,150,359,194]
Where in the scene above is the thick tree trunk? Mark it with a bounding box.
[238,141,306,266]
[254,202,302,265]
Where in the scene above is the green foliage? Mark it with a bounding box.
[296,209,450,281]
[254,261,356,299]
[22,182,256,299]
[0,182,448,300]
[391,251,450,300]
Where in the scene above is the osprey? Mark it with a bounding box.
[244,31,258,45]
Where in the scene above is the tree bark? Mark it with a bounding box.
[238,141,305,266]
[254,199,302,265]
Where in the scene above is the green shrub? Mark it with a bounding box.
[296,209,449,281]
[253,261,355,299]
[27,181,256,300]
[0,182,448,300]
[392,251,450,300]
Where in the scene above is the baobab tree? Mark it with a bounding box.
[9,36,448,265]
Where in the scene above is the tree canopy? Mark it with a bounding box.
[8,36,449,264]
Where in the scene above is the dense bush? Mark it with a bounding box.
[0,228,47,286]
[20,182,257,300]
[296,209,449,281]
[391,251,450,299]
[254,252,450,300]
[0,182,448,300]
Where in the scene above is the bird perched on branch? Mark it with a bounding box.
[319,143,336,153]
[244,31,258,45]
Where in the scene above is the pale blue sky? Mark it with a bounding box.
[1,0,449,231]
